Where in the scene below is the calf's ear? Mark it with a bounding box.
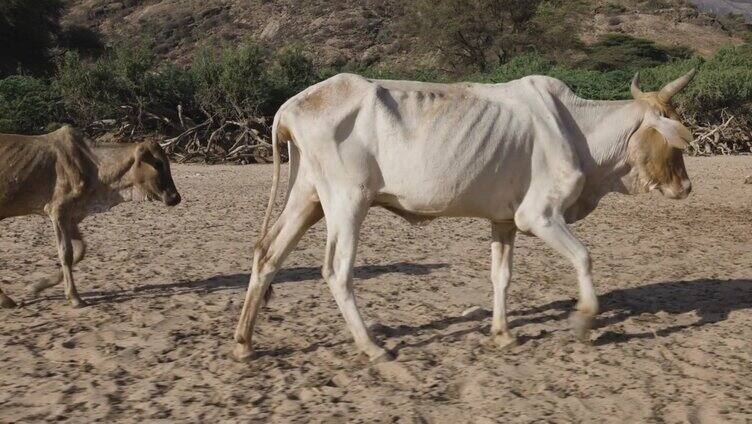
[649,116,693,150]
[134,143,150,162]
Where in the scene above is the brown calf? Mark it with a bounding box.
[0,126,180,308]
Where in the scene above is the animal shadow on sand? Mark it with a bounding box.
[25,274,751,353]
[512,278,752,346]
[71,262,448,305]
[372,278,752,352]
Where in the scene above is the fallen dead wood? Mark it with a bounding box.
[88,103,283,164]
[684,108,752,156]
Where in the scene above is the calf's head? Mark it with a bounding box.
[624,69,695,200]
[130,140,181,206]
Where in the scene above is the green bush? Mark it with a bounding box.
[196,43,271,117]
[472,53,633,100]
[56,44,195,128]
[0,75,60,133]
[191,42,320,119]
[267,46,317,109]
[579,34,692,72]
[671,45,752,113]
[55,51,118,124]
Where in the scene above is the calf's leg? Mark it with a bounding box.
[489,222,517,348]
[50,216,86,308]
[30,225,86,295]
[233,182,323,361]
[518,214,598,342]
[320,190,391,362]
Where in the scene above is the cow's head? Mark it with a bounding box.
[624,69,695,199]
[130,140,181,206]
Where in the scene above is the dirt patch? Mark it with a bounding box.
[1,156,751,422]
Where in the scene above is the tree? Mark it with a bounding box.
[404,0,584,72]
[0,0,64,76]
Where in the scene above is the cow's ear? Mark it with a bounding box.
[649,116,692,150]
[134,143,148,162]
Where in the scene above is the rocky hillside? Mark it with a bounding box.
[64,0,744,68]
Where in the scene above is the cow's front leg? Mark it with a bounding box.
[518,214,598,342]
[30,224,86,296]
[321,193,392,363]
[50,216,86,308]
[489,222,517,349]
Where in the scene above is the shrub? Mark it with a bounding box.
[55,51,119,125]
[56,43,194,130]
[0,75,60,133]
[579,34,692,72]
[192,43,272,118]
[267,46,317,108]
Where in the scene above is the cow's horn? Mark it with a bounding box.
[630,72,643,99]
[658,68,697,102]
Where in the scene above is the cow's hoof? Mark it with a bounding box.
[232,343,255,362]
[369,349,395,364]
[570,311,593,343]
[489,333,518,350]
[70,298,88,309]
[0,296,18,309]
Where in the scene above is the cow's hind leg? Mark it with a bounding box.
[489,222,517,349]
[519,215,598,342]
[233,183,323,361]
[30,224,86,296]
[0,287,17,308]
[320,190,392,362]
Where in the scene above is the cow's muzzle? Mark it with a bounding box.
[164,192,181,206]
[659,179,692,200]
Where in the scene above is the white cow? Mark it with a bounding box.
[234,70,696,362]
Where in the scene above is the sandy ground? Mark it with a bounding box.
[1,156,751,423]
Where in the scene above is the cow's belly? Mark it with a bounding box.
[374,143,531,221]
[360,87,533,221]
[0,177,55,218]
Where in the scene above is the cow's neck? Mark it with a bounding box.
[89,144,138,209]
[558,95,643,219]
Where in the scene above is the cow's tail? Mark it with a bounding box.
[259,112,284,240]
[258,110,290,305]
